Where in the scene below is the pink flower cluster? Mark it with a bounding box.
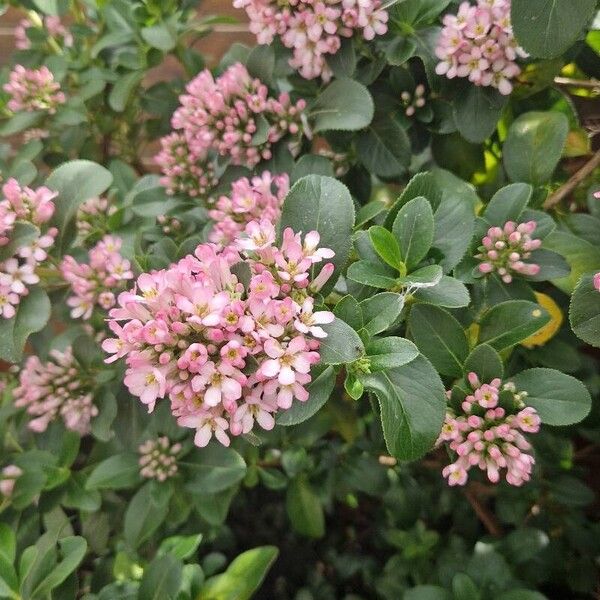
[139,437,182,481]
[439,373,540,487]
[15,16,73,50]
[476,220,541,283]
[156,63,305,198]
[0,178,57,319]
[401,84,427,117]
[103,221,335,448]
[76,197,117,239]
[234,0,388,80]
[14,347,98,435]
[208,172,289,246]
[0,465,22,498]
[435,0,527,95]
[3,65,66,113]
[593,272,600,292]
[60,235,134,320]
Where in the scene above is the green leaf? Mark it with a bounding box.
[141,24,177,51]
[369,226,403,269]
[570,274,600,347]
[90,390,117,442]
[286,477,325,538]
[453,85,507,143]
[198,546,278,600]
[86,453,141,490]
[158,534,203,561]
[512,368,592,426]
[392,196,434,270]
[139,554,183,600]
[31,537,87,598]
[32,0,59,14]
[0,112,43,136]
[385,172,442,229]
[526,249,570,281]
[414,276,470,308]
[544,231,600,294]
[362,355,446,460]
[405,586,452,600]
[360,292,405,337]
[0,287,51,363]
[310,78,374,133]
[478,300,550,351]
[109,71,143,112]
[185,445,247,495]
[333,295,363,331]
[452,573,481,600]
[347,260,397,289]
[464,344,504,381]
[291,155,334,183]
[511,0,597,58]
[124,482,173,549]
[365,337,419,371]
[279,175,354,294]
[356,116,411,178]
[0,222,39,261]
[326,38,356,78]
[409,304,469,377]
[483,183,532,226]
[46,160,113,251]
[276,365,336,426]
[319,318,365,365]
[397,264,443,289]
[246,44,275,85]
[0,525,15,565]
[503,112,569,185]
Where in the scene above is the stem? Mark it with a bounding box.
[463,486,503,537]
[554,76,600,90]
[543,149,600,210]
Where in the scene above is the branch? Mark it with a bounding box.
[463,486,504,537]
[543,149,600,210]
[554,76,600,90]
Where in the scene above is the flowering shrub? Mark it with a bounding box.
[1,0,600,598]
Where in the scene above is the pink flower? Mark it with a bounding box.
[438,373,541,487]
[0,465,22,497]
[593,272,600,292]
[139,437,181,481]
[124,365,168,411]
[435,0,525,94]
[3,65,66,113]
[476,220,542,283]
[104,224,336,448]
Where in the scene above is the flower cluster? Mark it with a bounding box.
[0,465,22,498]
[156,63,305,198]
[15,16,73,50]
[3,65,66,113]
[594,272,600,292]
[103,222,335,448]
[401,84,427,117]
[0,178,57,319]
[61,235,134,320]
[14,347,98,435]
[208,172,289,246]
[76,197,117,239]
[234,0,388,80]
[435,0,527,95]
[476,220,541,283]
[439,373,540,487]
[139,437,182,481]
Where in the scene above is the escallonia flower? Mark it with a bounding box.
[13,347,99,435]
[475,220,542,283]
[234,0,388,81]
[3,65,66,114]
[60,235,134,320]
[438,372,541,487]
[103,221,335,448]
[0,178,58,319]
[208,171,289,247]
[76,197,118,240]
[156,63,305,199]
[138,437,182,482]
[435,0,527,95]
